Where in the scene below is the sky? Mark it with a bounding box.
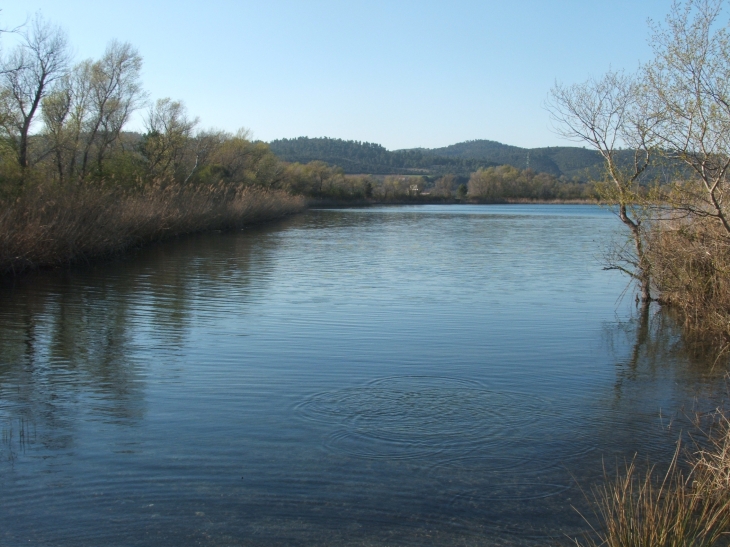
[2,1,675,150]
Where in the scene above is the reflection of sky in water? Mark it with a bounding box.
[0,204,727,546]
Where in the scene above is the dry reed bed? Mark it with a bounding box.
[0,182,306,275]
[647,216,730,350]
[573,413,730,547]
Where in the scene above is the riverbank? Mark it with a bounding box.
[0,183,306,276]
[0,195,597,276]
[308,197,600,208]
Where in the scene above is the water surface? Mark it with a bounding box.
[0,204,726,546]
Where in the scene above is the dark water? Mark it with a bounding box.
[0,204,726,546]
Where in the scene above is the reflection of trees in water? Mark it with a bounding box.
[0,273,153,433]
[0,225,282,462]
[594,303,730,468]
[607,303,728,394]
[562,305,730,523]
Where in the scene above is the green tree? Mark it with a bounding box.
[142,98,198,182]
[79,40,144,179]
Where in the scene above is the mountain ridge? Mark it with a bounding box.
[269,137,607,180]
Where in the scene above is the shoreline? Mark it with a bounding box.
[309,197,601,208]
[0,195,600,279]
[0,185,306,278]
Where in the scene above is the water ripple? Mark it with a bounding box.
[297,375,553,459]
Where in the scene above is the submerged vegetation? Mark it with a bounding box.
[648,215,730,351]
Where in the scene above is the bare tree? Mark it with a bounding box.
[433,174,455,198]
[40,78,72,183]
[78,40,144,179]
[645,0,730,235]
[0,13,28,75]
[548,71,657,302]
[0,14,69,173]
[143,98,198,181]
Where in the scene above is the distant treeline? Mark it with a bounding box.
[466,165,595,201]
[270,136,686,183]
[431,140,605,179]
[275,161,596,202]
[269,136,608,180]
[269,137,499,177]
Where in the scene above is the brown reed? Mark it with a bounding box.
[646,214,730,352]
[571,414,730,547]
[0,181,306,275]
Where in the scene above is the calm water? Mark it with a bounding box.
[0,204,727,546]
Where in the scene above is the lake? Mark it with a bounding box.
[0,204,726,546]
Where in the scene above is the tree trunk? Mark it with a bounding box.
[619,203,652,302]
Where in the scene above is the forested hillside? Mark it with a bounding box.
[270,137,684,183]
[269,137,610,180]
[268,137,497,176]
[427,140,604,179]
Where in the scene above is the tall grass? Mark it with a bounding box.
[572,414,730,547]
[0,181,306,275]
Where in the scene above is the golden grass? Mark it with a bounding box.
[572,414,730,547]
[0,181,306,274]
[694,413,730,502]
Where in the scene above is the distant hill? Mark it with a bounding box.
[427,140,604,179]
[269,136,681,182]
[268,137,497,176]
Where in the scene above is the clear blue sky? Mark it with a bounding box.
[3,1,674,150]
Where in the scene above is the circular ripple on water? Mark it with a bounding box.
[296,376,553,460]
